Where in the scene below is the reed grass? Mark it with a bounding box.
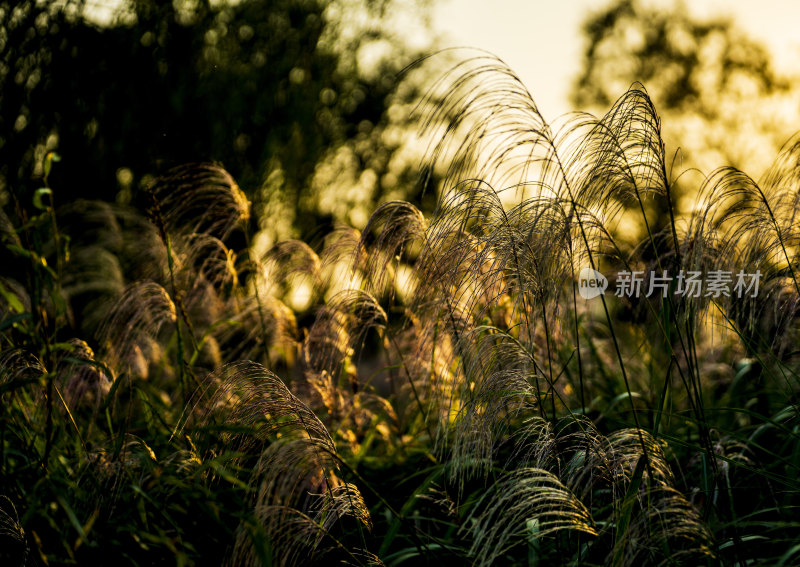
[1,54,799,566]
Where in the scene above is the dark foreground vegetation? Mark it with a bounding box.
[2,49,800,566]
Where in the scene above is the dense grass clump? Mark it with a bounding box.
[1,54,799,566]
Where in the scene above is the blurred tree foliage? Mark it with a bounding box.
[0,0,432,241]
[572,0,800,178]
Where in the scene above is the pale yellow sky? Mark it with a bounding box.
[431,0,800,121]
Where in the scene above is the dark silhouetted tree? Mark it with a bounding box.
[0,0,432,239]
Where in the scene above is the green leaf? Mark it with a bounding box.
[57,495,90,546]
[527,518,540,567]
[379,464,444,555]
[612,454,647,567]
[0,280,26,314]
[718,535,768,550]
[33,187,53,210]
[4,243,33,259]
[0,313,31,332]
[43,151,61,179]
